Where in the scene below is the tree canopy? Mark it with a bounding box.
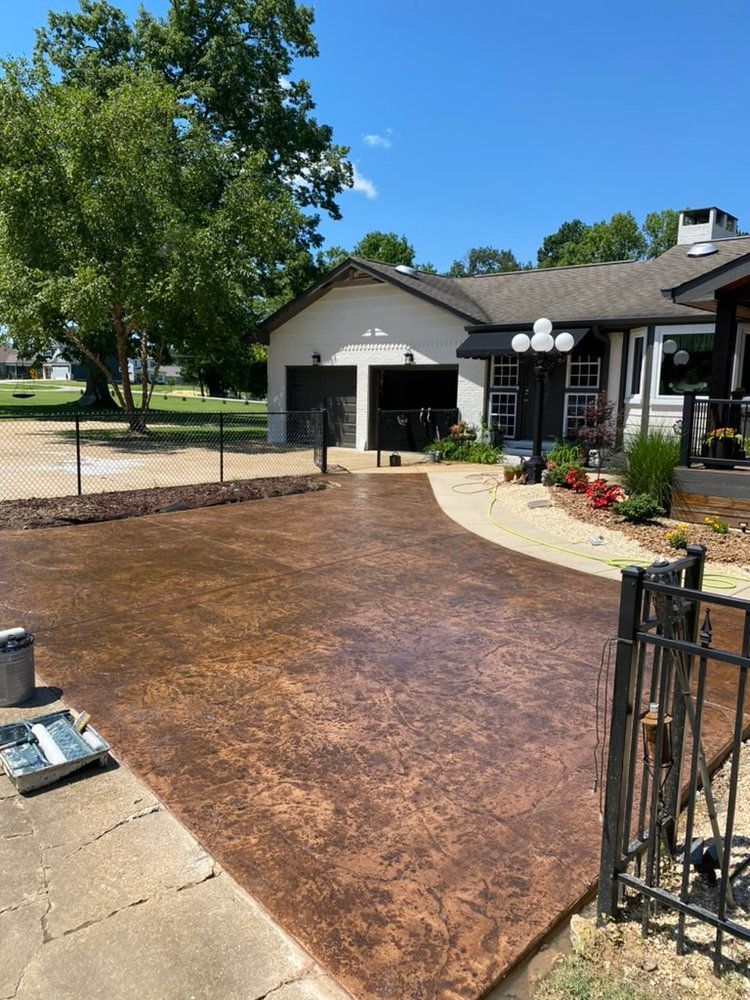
[536,210,678,268]
[0,1,350,418]
[447,246,525,277]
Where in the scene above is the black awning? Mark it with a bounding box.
[456,328,590,359]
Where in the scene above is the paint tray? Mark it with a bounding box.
[0,710,110,793]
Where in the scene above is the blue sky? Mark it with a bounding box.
[4,1,750,270]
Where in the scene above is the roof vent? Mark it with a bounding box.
[686,242,718,258]
[395,264,418,277]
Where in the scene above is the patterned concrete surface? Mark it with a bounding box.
[0,474,738,998]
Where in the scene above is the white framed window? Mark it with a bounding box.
[564,392,599,436]
[566,354,601,389]
[490,355,519,388]
[488,391,517,439]
[627,333,645,399]
[652,325,715,402]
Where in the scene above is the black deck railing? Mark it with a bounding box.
[679,392,750,469]
[597,545,750,972]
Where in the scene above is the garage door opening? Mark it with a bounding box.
[287,366,357,447]
[376,367,458,411]
[370,366,459,454]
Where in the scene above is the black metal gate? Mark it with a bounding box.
[597,544,750,971]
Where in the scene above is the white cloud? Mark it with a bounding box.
[351,165,377,199]
[278,76,292,90]
[363,132,392,149]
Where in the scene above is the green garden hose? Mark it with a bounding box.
[458,477,750,592]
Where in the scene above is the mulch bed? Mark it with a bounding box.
[552,486,750,567]
[0,477,326,531]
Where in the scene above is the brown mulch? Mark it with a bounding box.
[552,486,750,567]
[0,477,326,531]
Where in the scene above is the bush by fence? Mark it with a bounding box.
[0,410,326,502]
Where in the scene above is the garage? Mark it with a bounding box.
[287,366,357,447]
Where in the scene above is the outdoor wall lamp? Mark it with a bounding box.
[511,318,574,483]
[311,352,321,365]
[404,350,415,365]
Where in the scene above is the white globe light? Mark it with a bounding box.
[531,331,554,352]
[533,317,553,337]
[674,350,689,366]
[662,339,678,355]
[511,333,531,353]
[554,331,575,353]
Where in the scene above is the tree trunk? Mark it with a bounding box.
[205,373,224,399]
[83,360,118,409]
[112,307,145,434]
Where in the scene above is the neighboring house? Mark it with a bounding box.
[261,207,750,451]
[127,359,182,385]
[0,347,35,379]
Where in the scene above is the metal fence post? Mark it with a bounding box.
[219,413,224,483]
[75,414,82,496]
[679,392,696,468]
[375,407,382,468]
[319,405,328,474]
[662,544,705,849]
[597,565,644,923]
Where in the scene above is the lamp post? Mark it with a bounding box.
[512,318,575,484]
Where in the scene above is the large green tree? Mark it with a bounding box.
[447,246,524,277]
[0,62,324,427]
[643,209,679,258]
[9,0,350,408]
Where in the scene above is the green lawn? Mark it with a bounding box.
[0,381,267,415]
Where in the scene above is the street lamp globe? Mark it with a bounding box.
[533,317,553,337]
[531,330,554,352]
[511,333,531,353]
[662,339,678,355]
[554,331,575,353]
[674,350,690,366]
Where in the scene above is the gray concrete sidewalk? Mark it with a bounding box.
[0,690,347,1000]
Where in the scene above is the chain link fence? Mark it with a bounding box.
[375,408,460,467]
[0,409,326,501]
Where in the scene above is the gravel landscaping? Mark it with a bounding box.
[492,479,750,579]
[0,476,326,530]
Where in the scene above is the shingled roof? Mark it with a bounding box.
[261,236,750,335]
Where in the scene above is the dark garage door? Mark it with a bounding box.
[287,366,357,447]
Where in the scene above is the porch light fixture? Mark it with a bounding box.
[311,351,321,365]
[404,350,415,365]
[512,318,575,484]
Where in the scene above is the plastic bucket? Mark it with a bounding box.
[0,635,35,707]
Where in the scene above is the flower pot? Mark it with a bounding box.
[513,469,523,481]
[705,438,738,469]
[427,451,440,464]
[503,469,513,482]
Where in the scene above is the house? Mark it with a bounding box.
[0,347,36,380]
[261,208,750,454]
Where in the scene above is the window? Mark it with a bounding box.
[490,355,519,388]
[658,332,714,396]
[682,209,710,226]
[564,392,599,436]
[567,354,600,389]
[488,391,517,438]
[630,336,644,395]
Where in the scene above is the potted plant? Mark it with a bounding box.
[488,421,505,448]
[511,464,523,480]
[502,466,514,482]
[448,420,477,443]
[703,427,744,468]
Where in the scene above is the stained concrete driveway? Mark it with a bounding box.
[0,475,624,999]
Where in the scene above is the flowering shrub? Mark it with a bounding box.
[448,421,476,440]
[564,466,589,492]
[665,524,690,550]
[585,480,624,510]
[705,515,729,535]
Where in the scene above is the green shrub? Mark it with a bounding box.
[613,493,665,522]
[622,430,680,511]
[546,439,583,466]
[426,438,501,464]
